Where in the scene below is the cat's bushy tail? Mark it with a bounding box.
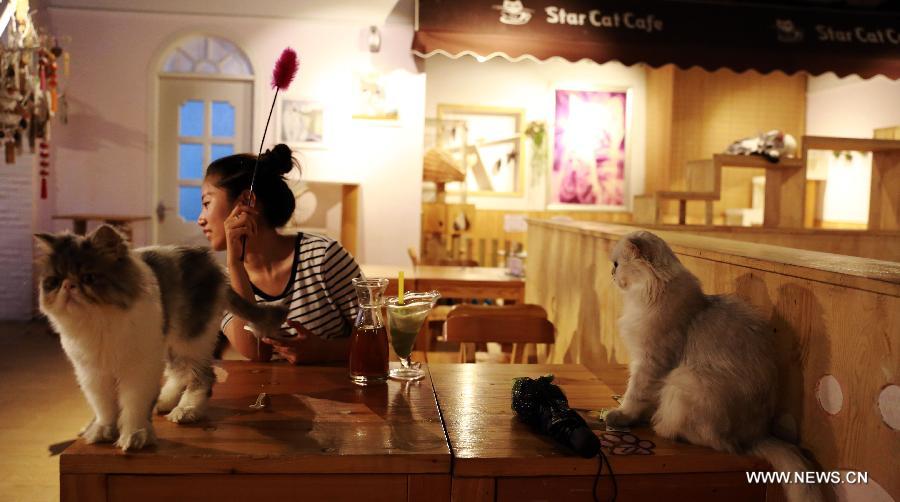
[225,289,289,339]
[749,438,825,502]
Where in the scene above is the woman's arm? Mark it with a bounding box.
[221,197,272,361]
[264,322,349,364]
[223,263,273,362]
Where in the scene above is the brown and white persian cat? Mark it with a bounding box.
[608,230,822,502]
[35,225,287,451]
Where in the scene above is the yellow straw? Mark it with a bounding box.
[398,271,405,305]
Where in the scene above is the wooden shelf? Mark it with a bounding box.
[712,154,803,169]
[804,136,900,153]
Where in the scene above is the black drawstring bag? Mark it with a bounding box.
[511,374,617,502]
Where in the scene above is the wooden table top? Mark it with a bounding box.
[361,264,522,284]
[52,214,152,222]
[428,363,768,478]
[60,362,450,475]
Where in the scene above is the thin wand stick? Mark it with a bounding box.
[240,87,280,262]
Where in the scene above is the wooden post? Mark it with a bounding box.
[869,151,900,230]
[341,185,359,256]
[678,200,687,225]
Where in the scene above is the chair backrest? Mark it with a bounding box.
[444,304,555,345]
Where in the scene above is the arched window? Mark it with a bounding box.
[161,36,253,76]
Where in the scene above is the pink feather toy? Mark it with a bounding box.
[242,48,299,260]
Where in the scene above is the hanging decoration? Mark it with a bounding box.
[38,139,48,198]
[0,0,68,205]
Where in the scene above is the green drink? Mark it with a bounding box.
[388,301,430,358]
[385,291,440,381]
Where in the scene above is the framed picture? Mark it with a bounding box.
[436,104,525,197]
[549,89,630,209]
[351,71,399,124]
[279,99,326,148]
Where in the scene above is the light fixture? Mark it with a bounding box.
[368,25,381,53]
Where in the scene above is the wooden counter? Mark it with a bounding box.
[361,264,524,302]
[526,219,900,500]
[60,362,451,502]
[429,364,768,501]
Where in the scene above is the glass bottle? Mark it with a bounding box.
[349,278,389,386]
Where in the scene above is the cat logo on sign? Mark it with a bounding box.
[493,1,533,25]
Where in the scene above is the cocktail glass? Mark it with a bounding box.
[385,291,440,381]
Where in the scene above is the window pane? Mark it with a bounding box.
[179,185,202,222]
[179,143,204,179]
[178,100,204,137]
[210,143,234,162]
[211,101,235,137]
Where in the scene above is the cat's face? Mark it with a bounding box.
[610,231,679,294]
[34,226,140,316]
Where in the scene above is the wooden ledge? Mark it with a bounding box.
[526,219,900,296]
[712,154,803,169]
[655,191,719,200]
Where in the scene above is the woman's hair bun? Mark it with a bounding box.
[261,143,296,176]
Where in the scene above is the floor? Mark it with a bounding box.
[0,320,463,501]
[0,321,88,502]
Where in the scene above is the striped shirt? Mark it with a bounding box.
[222,233,362,339]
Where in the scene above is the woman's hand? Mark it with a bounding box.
[224,191,259,266]
[262,321,345,365]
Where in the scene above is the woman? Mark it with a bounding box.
[197,144,361,363]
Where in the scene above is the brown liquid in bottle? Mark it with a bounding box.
[349,325,389,383]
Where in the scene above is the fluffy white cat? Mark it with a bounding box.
[608,230,823,502]
[35,226,286,451]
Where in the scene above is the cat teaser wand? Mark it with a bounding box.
[240,47,299,261]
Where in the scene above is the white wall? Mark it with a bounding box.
[806,74,900,225]
[806,74,900,138]
[424,56,647,211]
[45,7,422,266]
[0,154,35,320]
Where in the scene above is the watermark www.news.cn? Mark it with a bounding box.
[746,471,869,484]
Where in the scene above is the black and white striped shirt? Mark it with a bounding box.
[222,233,362,339]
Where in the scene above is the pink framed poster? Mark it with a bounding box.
[551,89,629,208]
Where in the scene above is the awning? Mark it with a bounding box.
[413,0,900,80]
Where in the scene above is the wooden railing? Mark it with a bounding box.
[526,218,900,499]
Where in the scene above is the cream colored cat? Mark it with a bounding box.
[608,230,822,502]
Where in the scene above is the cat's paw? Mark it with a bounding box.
[166,406,203,424]
[156,395,180,415]
[605,409,638,428]
[80,421,118,444]
[116,428,156,451]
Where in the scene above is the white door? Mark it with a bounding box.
[156,76,252,245]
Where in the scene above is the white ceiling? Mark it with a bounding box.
[44,0,413,24]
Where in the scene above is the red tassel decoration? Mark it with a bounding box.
[41,178,47,199]
[271,48,299,91]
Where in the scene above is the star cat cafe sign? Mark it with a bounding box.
[413,0,900,79]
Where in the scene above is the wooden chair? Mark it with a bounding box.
[443,304,554,363]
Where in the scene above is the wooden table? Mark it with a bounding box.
[362,264,524,303]
[60,362,451,502]
[52,214,151,242]
[802,136,900,231]
[712,154,806,229]
[429,364,771,502]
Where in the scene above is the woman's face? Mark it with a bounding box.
[198,177,234,251]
